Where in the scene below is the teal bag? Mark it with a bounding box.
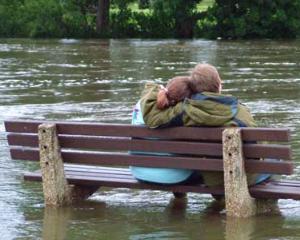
[129,101,193,184]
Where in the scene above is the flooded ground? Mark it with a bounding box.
[0,38,299,240]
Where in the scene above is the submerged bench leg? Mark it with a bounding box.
[225,216,255,240]
[71,185,99,201]
[42,207,71,240]
[223,128,256,218]
[39,123,72,206]
[256,198,279,214]
[173,192,187,199]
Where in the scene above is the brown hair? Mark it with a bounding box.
[190,63,222,93]
[156,76,193,110]
[156,64,222,110]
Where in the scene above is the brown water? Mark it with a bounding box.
[0,38,300,240]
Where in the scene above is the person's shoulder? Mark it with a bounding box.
[145,82,157,86]
[236,102,256,127]
[141,82,160,98]
[194,92,238,105]
[144,82,159,89]
[142,82,159,91]
[238,101,251,111]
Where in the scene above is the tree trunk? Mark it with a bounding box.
[96,0,110,35]
[174,2,195,38]
[175,17,194,38]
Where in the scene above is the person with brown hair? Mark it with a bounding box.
[130,63,268,186]
[156,64,222,110]
[156,76,193,110]
[190,63,222,93]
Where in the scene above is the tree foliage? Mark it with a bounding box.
[0,0,94,37]
[151,0,199,38]
[198,0,300,39]
[0,0,300,38]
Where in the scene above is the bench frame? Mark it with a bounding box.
[5,120,295,218]
[38,123,275,217]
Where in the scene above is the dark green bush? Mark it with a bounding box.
[0,0,94,38]
[21,0,64,38]
[150,0,198,38]
[0,0,26,37]
[110,8,139,37]
[138,0,149,9]
[197,0,300,39]
[0,0,300,39]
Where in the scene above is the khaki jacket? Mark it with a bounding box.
[138,83,259,186]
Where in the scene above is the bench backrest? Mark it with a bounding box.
[5,120,293,175]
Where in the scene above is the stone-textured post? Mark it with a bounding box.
[38,123,72,206]
[222,128,256,217]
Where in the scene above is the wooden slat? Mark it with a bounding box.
[23,169,300,200]
[242,128,290,142]
[250,182,300,200]
[63,172,133,180]
[7,133,292,160]
[7,133,222,156]
[4,120,291,142]
[243,144,292,160]
[5,121,224,140]
[64,164,132,175]
[65,170,135,180]
[7,133,38,146]
[270,180,300,186]
[9,147,39,161]
[63,165,134,179]
[23,171,225,195]
[9,147,294,174]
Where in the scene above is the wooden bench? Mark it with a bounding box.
[4,120,299,217]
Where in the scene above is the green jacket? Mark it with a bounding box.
[140,83,256,128]
[139,83,260,186]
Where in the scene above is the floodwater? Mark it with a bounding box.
[0,38,299,240]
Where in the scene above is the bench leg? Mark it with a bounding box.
[172,192,187,199]
[39,123,72,206]
[256,199,279,214]
[71,185,99,201]
[211,194,224,201]
[223,128,256,217]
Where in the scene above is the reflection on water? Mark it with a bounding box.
[43,207,71,240]
[0,39,300,239]
[36,201,300,240]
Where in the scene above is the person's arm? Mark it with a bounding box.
[235,103,257,127]
[140,83,184,128]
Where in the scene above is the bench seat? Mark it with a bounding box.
[24,164,300,200]
[5,120,298,216]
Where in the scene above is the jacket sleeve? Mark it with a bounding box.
[235,103,257,127]
[140,83,184,128]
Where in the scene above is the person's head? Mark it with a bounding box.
[156,76,193,110]
[190,63,222,93]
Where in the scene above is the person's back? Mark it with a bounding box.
[130,64,268,186]
[131,96,194,184]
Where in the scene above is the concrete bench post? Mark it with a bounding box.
[222,128,256,217]
[38,123,72,206]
